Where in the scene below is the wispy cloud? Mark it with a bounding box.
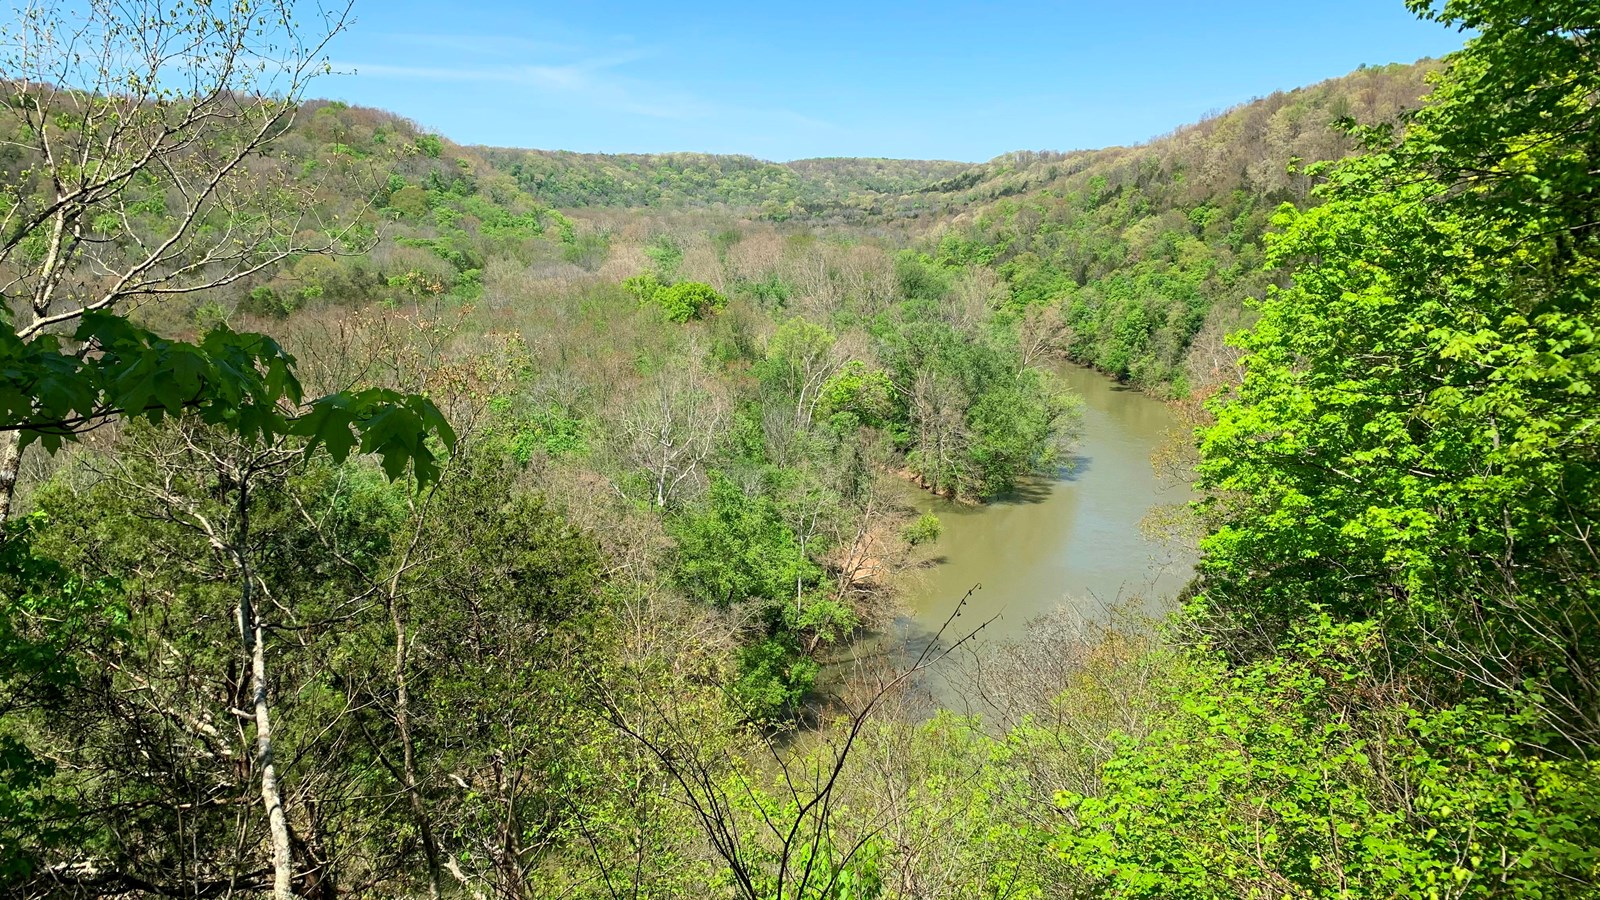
[334,31,834,144]
[335,39,713,121]
[367,33,579,58]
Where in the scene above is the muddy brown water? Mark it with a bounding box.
[828,365,1197,711]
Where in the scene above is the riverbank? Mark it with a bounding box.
[822,363,1199,712]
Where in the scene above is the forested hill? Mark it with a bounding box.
[922,60,1441,391]
[478,148,972,214]
[918,62,1437,208]
[273,59,1434,227]
[215,59,1435,396]
[468,62,1434,220]
[455,61,1437,224]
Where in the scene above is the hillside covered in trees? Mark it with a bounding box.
[1,0,1597,897]
[99,57,1438,411]
[478,148,972,217]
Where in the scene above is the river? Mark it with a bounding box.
[836,365,1197,709]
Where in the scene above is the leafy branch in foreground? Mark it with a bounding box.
[0,310,456,486]
[0,0,366,519]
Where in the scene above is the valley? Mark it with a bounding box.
[1,1,1596,897]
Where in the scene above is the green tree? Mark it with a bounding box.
[659,281,729,323]
[817,362,896,432]
[672,473,821,609]
[885,321,1076,499]
[644,233,685,279]
[1197,0,1600,736]
[761,317,842,431]
[1057,5,1600,899]
[1058,622,1600,898]
[671,472,834,720]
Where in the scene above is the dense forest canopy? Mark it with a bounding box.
[1,0,1597,897]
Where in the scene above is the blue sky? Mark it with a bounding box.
[322,1,1469,162]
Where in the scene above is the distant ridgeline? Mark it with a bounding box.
[0,61,1433,394]
[380,59,1433,389]
[472,60,1433,230]
[476,60,1440,392]
[479,148,973,219]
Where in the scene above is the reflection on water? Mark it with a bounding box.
[829,365,1197,711]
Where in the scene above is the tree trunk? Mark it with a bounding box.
[237,483,295,900]
[0,429,22,524]
[391,599,444,900]
[249,590,294,898]
[492,751,527,900]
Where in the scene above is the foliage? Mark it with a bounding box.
[0,515,128,881]
[1058,622,1600,898]
[1058,3,1600,898]
[672,471,823,608]
[818,362,896,431]
[657,281,729,323]
[669,471,855,721]
[10,3,1592,896]
[1196,0,1600,729]
[918,64,1436,393]
[730,636,820,723]
[485,148,970,213]
[1,446,613,897]
[900,511,942,546]
[644,234,686,279]
[0,312,298,451]
[0,269,453,493]
[881,319,1078,499]
[625,273,728,323]
[506,404,590,460]
[623,270,666,305]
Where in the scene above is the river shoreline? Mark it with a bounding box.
[824,362,1198,711]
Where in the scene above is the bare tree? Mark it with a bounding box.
[614,360,729,509]
[825,469,918,622]
[601,587,997,900]
[1015,302,1074,370]
[906,369,970,497]
[0,0,357,521]
[948,266,1006,333]
[1180,299,1252,399]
